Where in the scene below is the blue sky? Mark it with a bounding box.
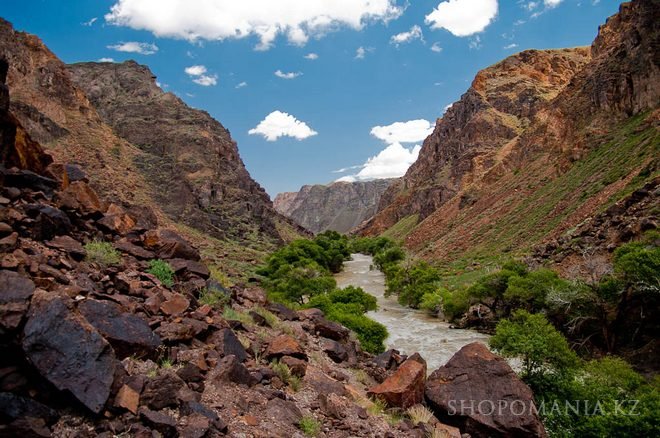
[2,0,622,196]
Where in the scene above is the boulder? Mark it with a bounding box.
[208,328,247,362]
[374,349,407,370]
[78,299,161,358]
[22,291,116,413]
[314,317,349,341]
[0,270,35,331]
[45,235,86,259]
[97,208,136,236]
[425,342,546,438]
[322,338,348,363]
[114,384,140,414]
[144,229,200,261]
[139,407,177,437]
[368,353,426,409]
[264,334,307,360]
[57,181,104,215]
[113,239,155,259]
[169,258,210,279]
[24,204,71,240]
[214,354,256,387]
[160,292,190,315]
[155,321,196,342]
[141,372,185,410]
[267,302,299,321]
[280,356,307,377]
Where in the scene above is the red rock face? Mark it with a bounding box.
[368,353,427,409]
[358,0,660,264]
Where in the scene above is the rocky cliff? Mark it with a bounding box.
[0,18,305,270]
[359,0,659,266]
[274,179,396,234]
[67,61,301,244]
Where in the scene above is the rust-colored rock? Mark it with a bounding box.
[368,353,426,409]
[425,342,546,438]
[264,334,307,360]
[114,384,140,414]
[58,181,104,215]
[160,292,190,315]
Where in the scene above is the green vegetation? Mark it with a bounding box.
[381,214,419,245]
[271,360,301,392]
[298,416,321,437]
[406,404,434,424]
[490,312,660,437]
[258,232,388,354]
[197,287,230,307]
[84,240,122,267]
[147,259,175,287]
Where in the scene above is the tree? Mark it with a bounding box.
[489,310,579,383]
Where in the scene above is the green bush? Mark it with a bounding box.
[298,415,321,437]
[489,310,579,383]
[84,240,122,267]
[147,259,175,287]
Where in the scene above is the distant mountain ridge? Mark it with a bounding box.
[274,179,396,234]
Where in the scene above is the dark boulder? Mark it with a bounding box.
[140,372,185,410]
[78,299,161,359]
[22,291,116,413]
[425,342,546,438]
[267,302,299,321]
[207,328,247,362]
[214,354,256,387]
[314,317,349,341]
[0,270,35,332]
[322,338,348,363]
[24,204,72,240]
[139,407,177,437]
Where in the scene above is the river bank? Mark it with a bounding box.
[335,253,489,371]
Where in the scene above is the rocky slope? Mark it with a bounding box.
[274,179,395,234]
[0,64,544,437]
[67,61,301,244]
[358,0,659,268]
[0,18,306,272]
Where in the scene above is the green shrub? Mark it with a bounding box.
[489,310,579,383]
[439,288,470,321]
[298,416,320,437]
[147,259,175,287]
[84,240,122,267]
[198,288,230,307]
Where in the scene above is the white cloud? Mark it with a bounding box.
[503,43,519,49]
[355,46,374,59]
[83,17,98,27]
[338,119,433,181]
[98,57,116,63]
[274,70,302,79]
[338,143,422,181]
[544,0,563,7]
[371,119,434,144]
[332,165,362,174]
[304,53,319,60]
[235,81,248,89]
[185,65,218,86]
[249,110,317,141]
[430,42,443,52]
[425,0,498,37]
[443,103,453,113]
[107,41,159,55]
[105,0,402,50]
[390,25,424,46]
[185,65,207,76]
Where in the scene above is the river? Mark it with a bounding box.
[334,253,489,372]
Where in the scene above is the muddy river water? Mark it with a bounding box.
[334,253,489,372]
